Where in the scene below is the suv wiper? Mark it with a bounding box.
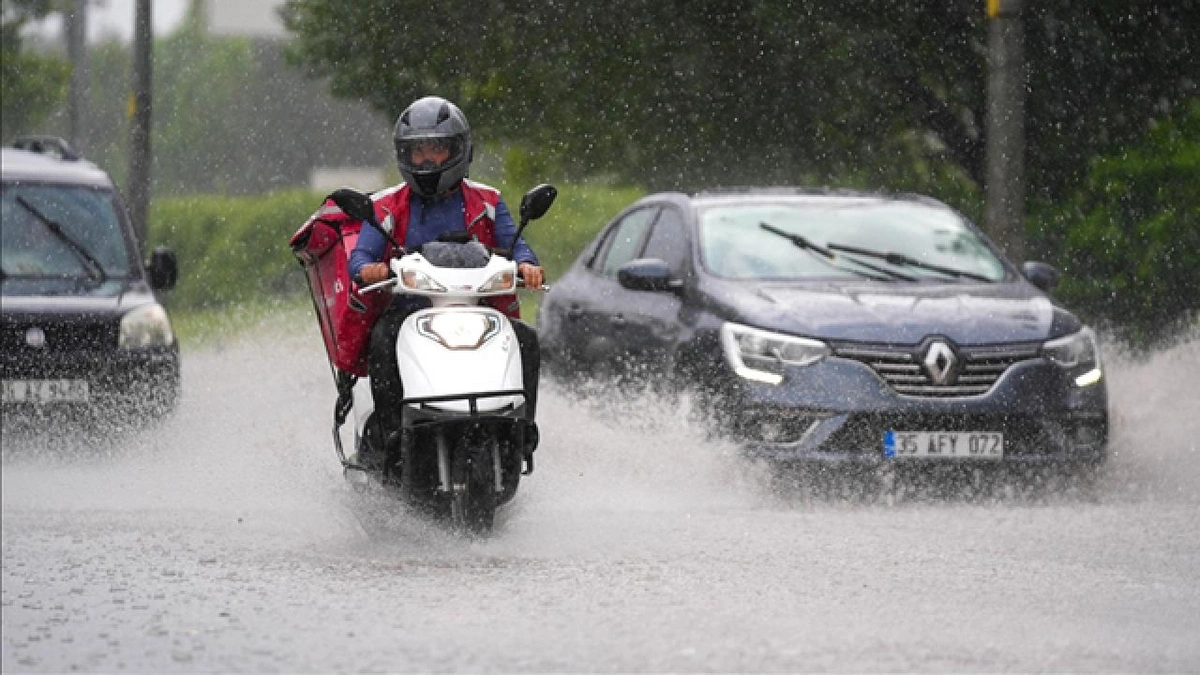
[759,222,911,281]
[14,196,108,286]
[824,241,993,282]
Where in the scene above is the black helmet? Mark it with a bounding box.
[393,96,473,197]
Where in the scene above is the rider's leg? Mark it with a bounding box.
[511,319,540,421]
[367,307,409,454]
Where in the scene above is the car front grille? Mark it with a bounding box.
[832,341,1042,398]
[0,316,119,354]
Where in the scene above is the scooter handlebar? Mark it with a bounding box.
[358,276,399,294]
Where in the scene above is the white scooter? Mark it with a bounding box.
[327,185,556,533]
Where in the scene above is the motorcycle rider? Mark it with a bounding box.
[347,96,544,460]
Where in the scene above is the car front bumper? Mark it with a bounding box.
[724,356,1108,466]
[1,346,181,417]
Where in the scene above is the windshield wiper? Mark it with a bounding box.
[758,222,910,281]
[14,196,108,286]
[824,241,993,282]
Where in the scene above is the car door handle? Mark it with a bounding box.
[567,305,583,319]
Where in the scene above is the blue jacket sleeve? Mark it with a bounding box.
[348,221,386,282]
[493,198,539,265]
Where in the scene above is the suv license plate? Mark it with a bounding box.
[2,379,90,404]
[884,431,1004,459]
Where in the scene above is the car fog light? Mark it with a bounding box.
[1074,368,1102,387]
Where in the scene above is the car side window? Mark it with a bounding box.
[640,207,690,275]
[597,207,658,277]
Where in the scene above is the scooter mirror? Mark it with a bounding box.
[328,188,376,225]
[519,184,558,223]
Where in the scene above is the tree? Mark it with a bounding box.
[280,1,1196,200]
[1,0,70,141]
[1046,102,1200,348]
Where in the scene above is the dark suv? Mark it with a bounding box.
[1,137,180,419]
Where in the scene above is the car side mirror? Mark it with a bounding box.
[147,246,178,290]
[618,258,682,293]
[1022,261,1060,293]
[327,188,376,225]
[519,184,558,223]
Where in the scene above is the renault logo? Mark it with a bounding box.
[923,340,958,385]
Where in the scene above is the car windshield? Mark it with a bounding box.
[1,184,132,292]
[698,199,1008,282]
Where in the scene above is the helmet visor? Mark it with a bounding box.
[396,136,465,174]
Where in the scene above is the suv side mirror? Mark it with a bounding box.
[519,184,558,223]
[147,246,178,290]
[618,258,682,293]
[1021,261,1060,293]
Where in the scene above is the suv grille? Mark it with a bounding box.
[1,317,118,354]
[832,341,1041,398]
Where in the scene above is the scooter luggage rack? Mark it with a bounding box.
[334,388,528,473]
[402,389,527,416]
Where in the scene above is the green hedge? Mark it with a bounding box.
[1033,102,1200,349]
[145,182,644,317]
[148,189,321,310]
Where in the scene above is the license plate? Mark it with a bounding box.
[1,379,90,404]
[884,431,1004,459]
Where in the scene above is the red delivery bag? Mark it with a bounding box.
[289,200,391,378]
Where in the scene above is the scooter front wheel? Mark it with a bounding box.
[448,435,497,534]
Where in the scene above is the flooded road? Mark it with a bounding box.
[4,313,1199,672]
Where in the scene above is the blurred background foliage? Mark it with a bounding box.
[2,0,1197,348]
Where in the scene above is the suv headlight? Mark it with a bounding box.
[120,303,175,349]
[720,322,829,385]
[1042,326,1102,387]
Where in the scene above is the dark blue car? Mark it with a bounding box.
[538,188,1108,471]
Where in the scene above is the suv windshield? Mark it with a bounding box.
[699,199,1008,282]
[1,184,132,293]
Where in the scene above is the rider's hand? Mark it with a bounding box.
[518,263,544,290]
[360,262,391,286]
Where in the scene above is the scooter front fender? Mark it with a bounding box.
[397,307,524,413]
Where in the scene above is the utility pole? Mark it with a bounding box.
[129,0,153,252]
[985,0,1026,262]
[65,0,89,152]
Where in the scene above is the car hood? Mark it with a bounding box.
[718,280,1079,344]
[1,279,158,318]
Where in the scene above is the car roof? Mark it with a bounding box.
[688,187,951,210]
[1,147,114,189]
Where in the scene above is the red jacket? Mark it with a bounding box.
[290,180,521,376]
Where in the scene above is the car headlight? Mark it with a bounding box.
[400,268,446,292]
[416,312,502,350]
[1043,327,1102,387]
[478,269,516,293]
[119,303,175,349]
[720,322,829,385]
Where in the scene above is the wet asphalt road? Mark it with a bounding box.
[3,315,1199,672]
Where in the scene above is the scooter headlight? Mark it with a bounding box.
[416,312,502,350]
[720,322,829,385]
[478,269,516,293]
[1042,326,1103,387]
[400,268,446,292]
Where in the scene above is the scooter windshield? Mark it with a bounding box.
[420,241,491,269]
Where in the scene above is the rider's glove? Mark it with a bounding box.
[358,262,391,286]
